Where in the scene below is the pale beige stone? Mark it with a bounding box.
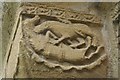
[3,2,119,78]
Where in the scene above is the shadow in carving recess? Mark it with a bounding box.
[85,45,97,57]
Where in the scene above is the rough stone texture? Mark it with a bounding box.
[112,2,120,80]
[2,2,119,79]
[2,2,20,77]
[2,2,20,59]
[0,2,3,78]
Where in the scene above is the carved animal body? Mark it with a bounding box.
[30,34,103,64]
[34,21,98,46]
[42,43,88,63]
[44,44,103,64]
[22,16,106,70]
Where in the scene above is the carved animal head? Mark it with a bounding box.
[34,22,49,34]
[34,27,44,33]
[32,15,41,25]
[23,15,40,28]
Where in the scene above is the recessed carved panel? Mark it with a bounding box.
[21,3,107,71]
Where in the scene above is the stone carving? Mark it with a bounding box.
[21,3,101,24]
[33,20,98,47]
[112,2,120,23]
[21,3,107,71]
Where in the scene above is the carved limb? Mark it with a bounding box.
[70,36,91,49]
[92,36,98,47]
[49,36,69,45]
[45,30,58,42]
[45,30,69,45]
[69,37,85,48]
[52,36,67,45]
[85,45,104,59]
[70,42,85,48]
[86,36,92,49]
[75,30,87,38]
[45,30,70,45]
[67,39,72,44]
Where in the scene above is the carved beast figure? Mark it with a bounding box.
[22,15,106,70]
[34,20,98,47]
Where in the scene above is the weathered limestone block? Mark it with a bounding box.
[3,2,119,78]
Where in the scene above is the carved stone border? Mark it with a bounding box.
[20,2,102,24]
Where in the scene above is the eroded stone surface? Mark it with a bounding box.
[21,3,107,71]
[5,2,120,78]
